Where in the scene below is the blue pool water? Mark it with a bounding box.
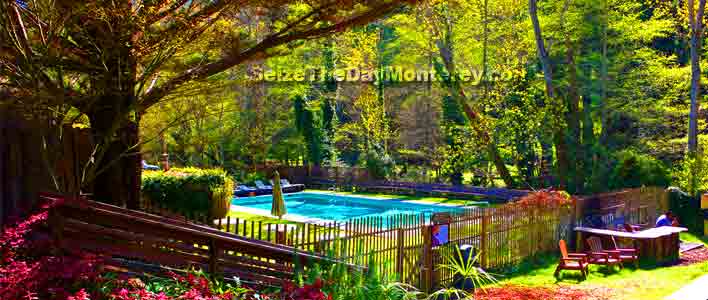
[232,192,466,222]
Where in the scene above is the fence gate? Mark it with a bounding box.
[398,224,426,288]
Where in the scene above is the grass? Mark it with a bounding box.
[306,189,493,206]
[495,232,708,300]
[226,210,294,224]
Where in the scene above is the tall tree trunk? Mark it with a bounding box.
[433,41,515,188]
[88,104,141,209]
[566,44,582,193]
[529,0,555,99]
[596,0,611,145]
[688,0,707,153]
[529,0,569,190]
[561,0,583,193]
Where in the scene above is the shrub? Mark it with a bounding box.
[0,200,105,300]
[672,150,708,197]
[0,200,278,300]
[608,150,670,190]
[364,149,395,180]
[512,189,575,207]
[141,167,235,220]
[291,252,419,300]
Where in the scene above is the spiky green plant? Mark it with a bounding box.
[436,245,497,291]
[299,238,420,300]
[425,288,470,300]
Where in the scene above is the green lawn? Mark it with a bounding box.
[226,210,294,224]
[305,189,493,206]
[229,192,707,300]
[496,233,708,300]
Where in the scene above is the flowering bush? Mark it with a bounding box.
[512,189,575,208]
[0,200,104,300]
[0,199,272,300]
[283,278,328,300]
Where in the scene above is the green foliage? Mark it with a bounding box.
[239,171,268,185]
[667,188,702,234]
[130,0,695,195]
[672,150,708,197]
[305,251,420,300]
[436,245,497,290]
[608,150,671,190]
[294,95,325,166]
[141,167,235,219]
[440,95,467,185]
[364,148,395,180]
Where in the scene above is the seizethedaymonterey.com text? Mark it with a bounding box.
[246,66,514,84]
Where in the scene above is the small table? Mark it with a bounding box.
[574,226,687,265]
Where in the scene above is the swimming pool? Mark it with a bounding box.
[231,192,467,222]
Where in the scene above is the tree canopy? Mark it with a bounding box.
[2,0,706,198]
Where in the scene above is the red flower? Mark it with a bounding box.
[67,289,90,300]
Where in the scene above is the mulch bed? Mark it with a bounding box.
[678,246,708,266]
[474,285,614,300]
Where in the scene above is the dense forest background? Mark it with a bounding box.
[137,0,707,195]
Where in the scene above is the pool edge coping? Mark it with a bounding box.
[230,191,482,224]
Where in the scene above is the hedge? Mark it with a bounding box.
[141,167,235,220]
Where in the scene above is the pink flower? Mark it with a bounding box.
[67,289,90,300]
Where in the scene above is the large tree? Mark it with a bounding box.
[688,0,707,153]
[1,0,414,206]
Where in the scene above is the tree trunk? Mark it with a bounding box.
[565,40,583,193]
[87,99,141,209]
[688,0,707,153]
[599,0,610,144]
[433,46,515,188]
[530,0,570,190]
[529,0,555,99]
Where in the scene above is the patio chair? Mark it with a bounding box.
[554,240,589,279]
[234,185,258,197]
[610,236,639,268]
[586,236,623,270]
[254,180,272,190]
[281,179,305,191]
[271,179,295,193]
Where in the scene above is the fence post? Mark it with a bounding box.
[209,238,220,278]
[396,227,404,277]
[49,206,65,255]
[480,211,489,269]
[569,199,578,249]
[421,224,433,294]
[701,194,708,237]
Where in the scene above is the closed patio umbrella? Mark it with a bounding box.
[271,171,287,219]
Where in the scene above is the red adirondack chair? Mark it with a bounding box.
[586,236,623,269]
[554,240,589,279]
[610,236,639,268]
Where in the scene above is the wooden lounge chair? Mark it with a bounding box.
[586,236,623,270]
[610,236,639,268]
[554,240,589,279]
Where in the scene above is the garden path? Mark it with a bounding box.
[665,274,708,300]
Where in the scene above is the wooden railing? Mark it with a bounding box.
[43,194,353,286]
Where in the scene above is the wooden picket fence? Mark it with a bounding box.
[212,202,573,291]
[135,187,673,291]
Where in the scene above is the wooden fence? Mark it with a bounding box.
[577,186,669,230]
[45,194,354,287]
[206,201,573,291]
[46,187,666,291]
[0,110,91,227]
